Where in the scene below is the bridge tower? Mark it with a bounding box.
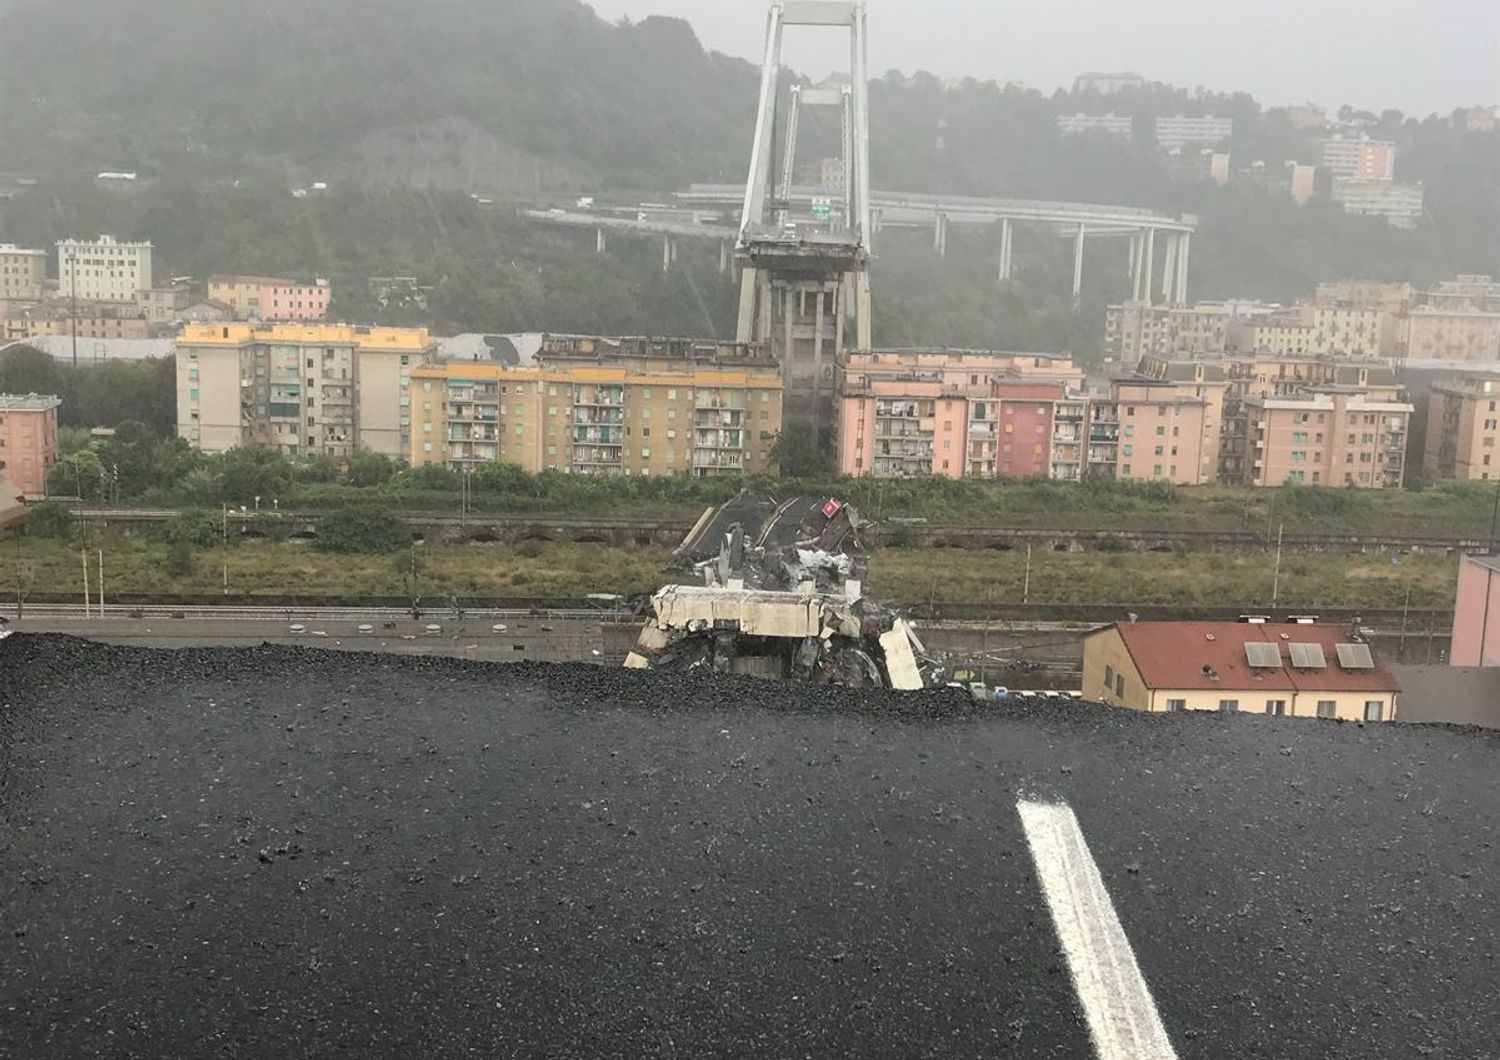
[735,0,872,452]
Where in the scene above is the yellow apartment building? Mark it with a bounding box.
[1084,621,1400,722]
[1426,373,1500,481]
[175,322,437,458]
[408,358,783,477]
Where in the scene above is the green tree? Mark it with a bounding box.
[398,463,458,492]
[0,344,65,398]
[295,454,340,484]
[166,509,220,548]
[471,461,529,494]
[46,448,107,500]
[23,500,74,539]
[345,450,397,488]
[216,447,292,505]
[316,506,408,554]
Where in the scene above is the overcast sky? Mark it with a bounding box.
[586,0,1499,116]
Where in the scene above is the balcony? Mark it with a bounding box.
[695,411,742,429]
[575,393,623,408]
[693,452,745,470]
[574,408,624,426]
[573,427,623,445]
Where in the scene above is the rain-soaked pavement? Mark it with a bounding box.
[1,635,1496,1058]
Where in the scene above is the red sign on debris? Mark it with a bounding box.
[821,499,843,519]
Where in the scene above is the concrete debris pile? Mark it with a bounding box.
[625,492,931,689]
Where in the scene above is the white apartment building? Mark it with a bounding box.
[1154,115,1233,150]
[0,244,47,300]
[1319,137,1396,181]
[56,236,154,303]
[1056,113,1133,138]
[1330,179,1424,228]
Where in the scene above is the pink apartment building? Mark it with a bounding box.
[1238,388,1413,488]
[207,275,332,321]
[835,351,1080,478]
[1109,380,1214,485]
[0,394,61,497]
[1452,555,1500,666]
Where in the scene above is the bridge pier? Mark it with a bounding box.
[596,228,608,254]
[662,234,677,271]
[933,212,948,257]
[1160,234,1178,304]
[1142,228,1156,306]
[1175,233,1190,303]
[1071,223,1086,306]
[997,218,1014,281]
[719,241,730,274]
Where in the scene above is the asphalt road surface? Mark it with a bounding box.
[1,634,1497,1058]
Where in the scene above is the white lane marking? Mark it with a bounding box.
[1018,799,1179,1060]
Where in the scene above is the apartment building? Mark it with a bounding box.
[1154,115,1233,150]
[1105,301,1229,365]
[834,350,1083,478]
[1319,137,1396,181]
[0,244,47,300]
[139,282,193,324]
[1056,113,1132,137]
[1314,280,1414,315]
[407,355,782,478]
[1050,394,1088,481]
[1072,71,1144,94]
[0,394,61,497]
[4,306,150,341]
[207,275,331,321]
[1451,555,1500,666]
[1425,274,1500,313]
[1424,374,1500,480]
[1227,303,1398,359]
[175,323,437,458]
[1108,379,1216,485]
[1404,306,1500,362]
[1083,621,1400,721]
[1330,178,1424,227]
[1235,388,1412,488]
[56,236,153,303]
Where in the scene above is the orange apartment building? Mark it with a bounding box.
[1235,388,1413,488]
[1425,373,1500,480]
[0,394,62,497]
[408,346,783,478]
[1089,380,1216,485]
[834,350,1082,479]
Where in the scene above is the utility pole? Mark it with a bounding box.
[221,503,229,596]
[1023,543,1032,605]
[1271,522,1285,608]
[80,530,90,619]
[97,548,104,616]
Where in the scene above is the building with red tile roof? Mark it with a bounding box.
[1083,620,1401,721]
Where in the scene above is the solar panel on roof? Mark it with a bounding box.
[1288,643,1327,669]
[1336,643,1374,670]
[1245,642,1282,668]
